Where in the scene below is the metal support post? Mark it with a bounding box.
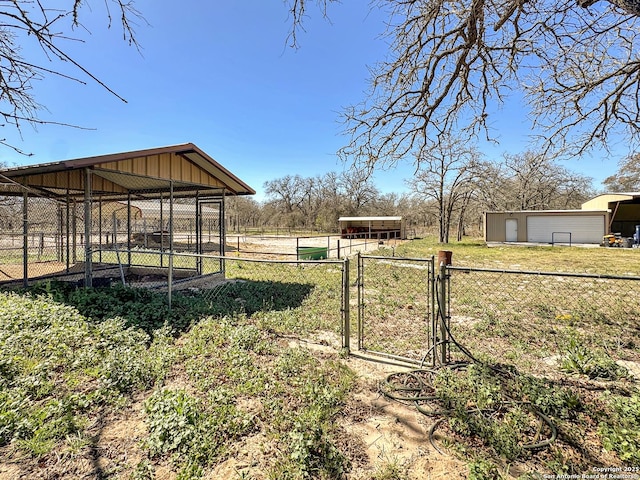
[342,257,350,353]
[83,168,92,288]
[127,193,132,266]
[438,262,448,365]
[437,250,452,365]
[168,181,174,309]
[22,189,28,288]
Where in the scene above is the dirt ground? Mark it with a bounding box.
[0,261,74,282]
[281,333,470,479]
[0,332,468,480]
[228,234,402,259]
[0,237,468,479]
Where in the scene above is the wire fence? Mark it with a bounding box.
[446,266,640,375]
[5,200,640,377]
[221,256,348,345]
[0,181,226,286]
[223,234,392,259]
[348,255,640,374]
[355,254,435,363]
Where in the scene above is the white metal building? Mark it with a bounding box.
[484,210,609,244]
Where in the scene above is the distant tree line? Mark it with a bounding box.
[226,149,598,242]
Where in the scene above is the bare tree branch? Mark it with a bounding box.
[0,1,145,153]
[284,0,336,48]
[283,0,640,170]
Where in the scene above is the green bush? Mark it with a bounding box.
[560,335,627,380]
[19,280,314,337]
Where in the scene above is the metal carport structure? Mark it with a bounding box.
[581,193,640,237]
[0,143,255,287]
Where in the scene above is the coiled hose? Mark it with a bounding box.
[379,276,557,454]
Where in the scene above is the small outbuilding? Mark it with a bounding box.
[484,210,610,245]
[338,216,406,240]
[581,192,640,237]
[0,143,255,287]
[485,192,640,246]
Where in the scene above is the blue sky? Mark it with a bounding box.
[0,1,621,200]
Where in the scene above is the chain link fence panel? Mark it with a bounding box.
[447,266,640,375]
[177,256,349,348]
[357,254,435,363]
[0,193,79,284]
[223,233,390,260]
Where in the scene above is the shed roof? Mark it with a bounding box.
[96,200,219,219]
[0,143,255,200]
[581,193,640,210]
[338,216,403,222]
[486,209,609,214]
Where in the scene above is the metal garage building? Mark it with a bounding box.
[485,193,640,245]
[484,210,610,244]
[581,192,640,237]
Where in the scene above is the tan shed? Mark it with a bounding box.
[338,216,406,240]
[484,210,610,245]
[582,192,640,237]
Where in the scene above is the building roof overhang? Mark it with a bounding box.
[0,143,255,200]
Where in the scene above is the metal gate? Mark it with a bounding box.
[355,254,444,365]
[198,199,224,275]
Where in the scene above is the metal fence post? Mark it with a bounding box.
[84,168,92,288]
[22,189,28,288]
[342,257,350,353]
[168,251,173,310]
[437,251,452,365]
[168,181,174,310]
[357,252,363,351]
[429,255,436,367]
[438,261,448,365]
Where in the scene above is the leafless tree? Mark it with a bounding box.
[284,0,337,48]
[499,151,595,209]
[602,152,640,191]
[263,175,307,227]
[225,196,262,231]
[263,170,382,230]
[338,168,380,214]
[288,0,640,168]
[407,134,485,243]
[0,1,144,154]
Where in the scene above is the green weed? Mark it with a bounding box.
[372,457,409,480]
[599,391,640,462]
[0,291,173,456]
[560,335,627,380]
[468,458,504,480]
[143,387,253,473]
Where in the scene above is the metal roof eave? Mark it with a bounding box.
[0,143,255,197]
[338,216,403,221]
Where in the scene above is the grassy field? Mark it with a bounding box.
[0,236,638,479]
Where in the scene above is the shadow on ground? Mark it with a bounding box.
[7,279,314,336]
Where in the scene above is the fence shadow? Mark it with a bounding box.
[7,279,315,337]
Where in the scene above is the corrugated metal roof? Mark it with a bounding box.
[486,210,609,214]
[97,200,218,219]
[0,143,255,199]
[582,193,640,210]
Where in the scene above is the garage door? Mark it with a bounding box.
[526,216,605,244]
